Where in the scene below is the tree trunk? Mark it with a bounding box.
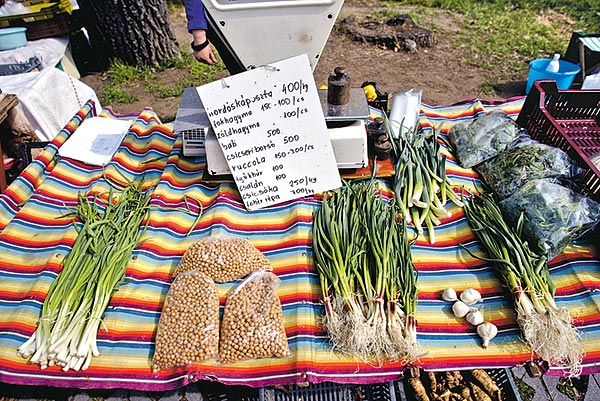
[77,0,180,69]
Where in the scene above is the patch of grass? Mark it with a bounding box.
[190,55,225,83]
[512,0,600,32]
[101,59,149,105]
[157,47,195,70]
[370,6,430,19]
[140,47,226,99]
[557,375,589,401]
[512,376,535,401]
[106,59,151,85]
[380,0,576,78]
[101,86,139,105]
[390,0,599,32]
[477,81,500,95]
[101,46,224,105]
[385,0,596,77]
[458,4,568,76]
[145,78,198,99]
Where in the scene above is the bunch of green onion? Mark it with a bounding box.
[391,125,463,244]
[18,181,151,371]
[463,191,584,376]
[313,180,425,362]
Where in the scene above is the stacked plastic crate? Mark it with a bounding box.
[0,0,75,40]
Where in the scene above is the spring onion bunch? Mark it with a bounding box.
[313,180,425,362]
[18,181,151,371]
[463,191,584,376]
[391,125,463,244]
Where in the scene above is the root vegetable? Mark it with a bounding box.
[219,271,290,363]
[452,385,473,401]
[452,371,464,383]
[470,370,501,401]
[152,270,220,371]
[437,389,453,401]
[468,382,492,401]
[408,377,431,401]
[444,371,461,389]
[425,371,438,394]
[176,236,271,282]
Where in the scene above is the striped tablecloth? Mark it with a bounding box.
[0,96,598,391]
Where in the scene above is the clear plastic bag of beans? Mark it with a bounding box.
[176,236,271,282]
[219,270,291,364]
[152,270,220,371]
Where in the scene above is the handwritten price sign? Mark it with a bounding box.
[197,54,341,211]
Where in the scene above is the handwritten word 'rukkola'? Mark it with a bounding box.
[230,156,267,171]
[207,90,274,117]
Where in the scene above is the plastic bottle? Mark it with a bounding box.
[546,54,560,73]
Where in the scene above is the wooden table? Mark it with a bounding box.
[0,92,20,192]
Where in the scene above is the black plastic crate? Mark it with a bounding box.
[0,56,42,76]
[260,381,397,401]
[398,369,522,401]
[200,381,261,401]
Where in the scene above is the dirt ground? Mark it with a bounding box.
[80,1,529,119]
[313,2,528,105]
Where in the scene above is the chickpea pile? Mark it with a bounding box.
[176,236,271,282]
[152,270,219,371]
[219,271,291,363]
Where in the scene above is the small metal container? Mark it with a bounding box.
[367,117,392,160]
[327,67,351,106]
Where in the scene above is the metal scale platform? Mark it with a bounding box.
[318,87,370,170]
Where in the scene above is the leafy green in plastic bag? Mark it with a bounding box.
[449,109,524,168]
[499,179,600,260]
[476,139,579,199]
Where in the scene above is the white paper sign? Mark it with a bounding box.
[58,117,133,166]
[197,54,341,210]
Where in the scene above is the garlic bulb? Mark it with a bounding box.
[460,288,482,306]
[452,300,470,318]
[466,309,484,326]
[442,288,458,302]
[477,321,498,348]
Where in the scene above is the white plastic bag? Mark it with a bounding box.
[388,89,422,137]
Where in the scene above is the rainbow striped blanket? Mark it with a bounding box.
[0,97,598,391]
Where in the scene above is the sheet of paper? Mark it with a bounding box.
[197,54,342,211]
[58,117,133,166]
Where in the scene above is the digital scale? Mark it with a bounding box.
[173,87,212,157]
[175,86,370,175]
